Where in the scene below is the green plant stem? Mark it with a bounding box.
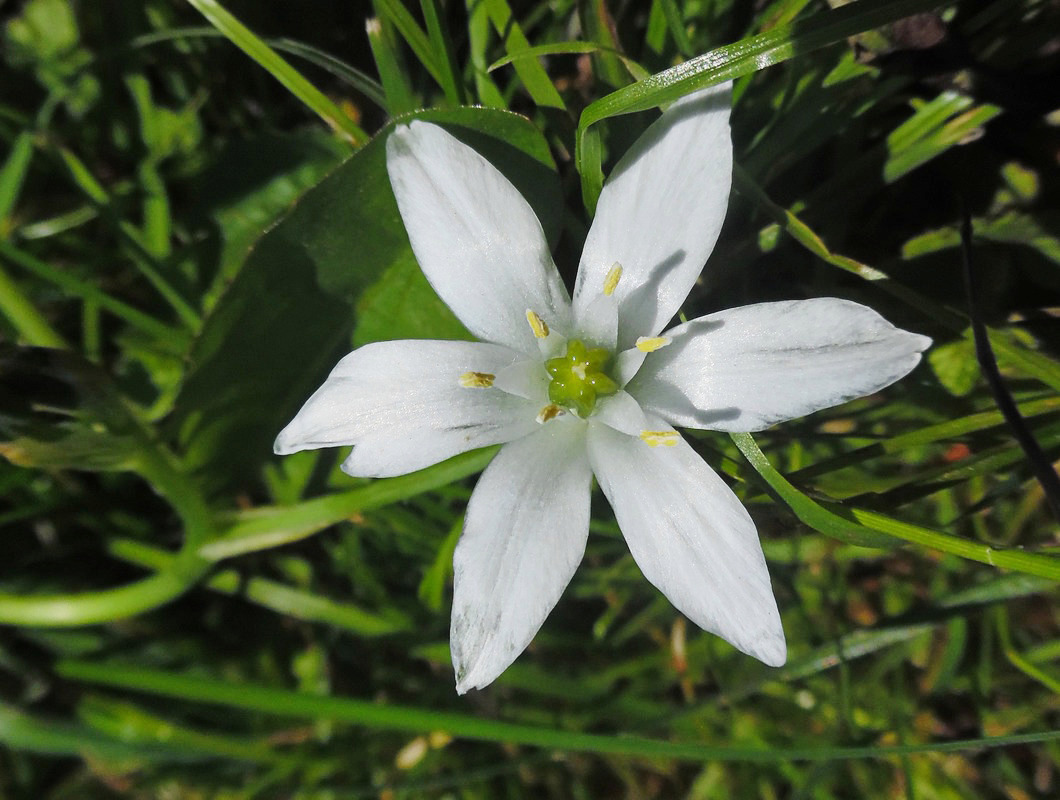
[732,432,1060,581]
[200,446,496,561]
[186,0,368,145]
[576,0,947,202]
[56,659,1060,763]
[0,365,215,627]
[0,263,66,347]
[0,240,184,341]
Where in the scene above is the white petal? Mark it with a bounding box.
[614,346,646,387]
[573,83,733,350]
[586,421,785,666]
[387,122,572,354]
[493,358,550,402]
[592,390,648,436]
[575,291,618,350]
[274,340,539,478]
[451,421,592,692]
[627,298,932,432]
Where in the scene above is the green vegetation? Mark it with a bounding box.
[1,0,1059,796]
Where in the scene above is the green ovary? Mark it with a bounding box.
[545,339,618,417]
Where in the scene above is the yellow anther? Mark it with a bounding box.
[536,404,564,424]
[603,263,623,296]
[459,371,495,388]
[526,309,549,339]
[635,336,671,353]
[640,430,679,447]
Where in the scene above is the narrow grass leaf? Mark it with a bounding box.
[186,0,368,145]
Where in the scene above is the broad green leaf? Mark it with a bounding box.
[353,258,472,346]
[171,106,560,490]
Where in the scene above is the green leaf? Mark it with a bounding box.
[575,0,950,202]
[187,0,368,145]
[928,338,979,397]
[55,659,1060,763]
[171,105,559,489]
[353,258,472,346]
[884,92,1002,182]
[418,518,462,612]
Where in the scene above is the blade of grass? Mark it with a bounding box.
[732,432,1060,581]
[581,0,629,89]
[77,695,286,763]
[420,0,465,105]
[200,447,496,561]
[488,42,650,78]
[657,0,694,58]
[576,0,948,200]
[465,0,506,108]
[367,16,419,115]
[130,27,389,112]
[0,240,186,342]
[483,0,566,110]
[790,395,1060,481]
[962,210,1060,520]
[0,702,201,761]
[0,264,66,347]
[56,146,201,330]
[373,0,444,87]
[110,538,413,635]
[735,163,1060,396]
[0,131,34,230]
[996,607,1060,694]
[186,0,368,145]
[57,659,1060,762]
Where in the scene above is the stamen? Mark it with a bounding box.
[536,404,564,424]
[526,309,549,339]
[603,263,623,296]
[635,336,671,353]
[459,371,495,388]
[640,430,679,447]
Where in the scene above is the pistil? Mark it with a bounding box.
[544,339,618,417]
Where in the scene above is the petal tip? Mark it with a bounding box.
[756,634,787,668]
[273,427,298,456]
[910,331,933,353]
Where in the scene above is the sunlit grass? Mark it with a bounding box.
[1,0,1058,796]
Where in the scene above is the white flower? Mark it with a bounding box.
[275,84,931,693]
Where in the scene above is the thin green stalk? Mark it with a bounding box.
[0,360,215,627]
[200,446,496,561]
[56,147,201,330]
[186,0,368,145]
[484,0,566,110]
[0,131,34,227]
[576,0,948,201]
[56,659,1060,763]
[110,538,412,635]
[732,432,1060,581]
[420,0,465,105]
[366,16,418,115]
[0,240,183,342]
[0,566,207,627]
[0,263,66,347]
[996,607,1060,694]
[373,0,444,86]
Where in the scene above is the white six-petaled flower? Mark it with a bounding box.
[275,84,931,693]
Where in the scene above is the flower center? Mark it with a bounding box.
[545,339,618,417]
